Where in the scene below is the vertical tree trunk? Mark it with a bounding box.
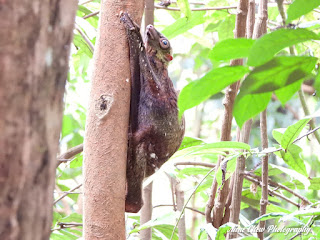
[140,1,154,239]
[83,0,144,239]
[0,1,77,239]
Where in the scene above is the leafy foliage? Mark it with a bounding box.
[53,0,320,239]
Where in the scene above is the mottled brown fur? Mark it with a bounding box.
[121,13,185,213]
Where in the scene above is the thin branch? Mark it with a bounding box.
[52,222,83,232]
[298,89,320,144]
[53,183,83,205]
[83,11,99,19]
[79,0,94,5]
[244,175,300,208]
[288,215,316,240]
[174,161,312,207]
[174,162,216,168]
[57,143,83,167]
[246,172,312,205]
[262,126,320,154]
[75,25,94,53]
[155,4,237,11]
[153,204,205,215]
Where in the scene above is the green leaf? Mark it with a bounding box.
[162,12,206,39]
[50,233,65,240]
[309,177,320,190]
[270,164,310,190]
[178,136,205,150]
[287,0,320,22]
[209,38,255,61]
[60,213,83,223]
[153,224,179,240]
[130,212,176,233]
[314,71,320,94]
[70,155,83,168]
[281,144,308,176]
[280,208,320,222]
[217,15,236,41]
[198,141,251,150]
[178,66,249,116]
[237,237,259,240]
[215,154,239,187]
[281,118,311,150]
[176,0,191,18]
[233,92,272,128]
[241,56,317,94]
[247,28,320,67]
[274,80,303,105]
[215,223,237,240]
[73,34,93,58]
[273,129,308,176]
[250,213,286,225]
[272,128,286,143]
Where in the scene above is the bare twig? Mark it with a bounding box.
[57,143,83,167]
[83,11,99,19]
[53,183,83,205]
[246,172,312,205]
[174,161,312,206]
[244,175,299,208]
[175,161,216,168]
[52,222,83,231]
[153,204,205,215]
[79,0,94,5]
[298,89,320,144]
[75,25,94,53]
[155,4,237,11]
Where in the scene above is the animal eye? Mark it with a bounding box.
[160,38,170,49]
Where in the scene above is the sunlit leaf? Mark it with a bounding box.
[274,80,303,105]
[209,38,255,61]
[281,118,311,150]
[176,0,191,18]
[250,213,286,225]
[280,208,320,222]
[287,0,320,22]
[178,66,249,117]
[241,56,317,94]
[60,213,83,223]
[162,12,206,39]
[234,92,272,128]
[247,29,320,66]
[178,136,205,150]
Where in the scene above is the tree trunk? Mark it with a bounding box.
[0,1,77,239]
[83,0,144,239]
[140,1,154,239]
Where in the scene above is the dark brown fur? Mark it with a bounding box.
[121,13,185,213]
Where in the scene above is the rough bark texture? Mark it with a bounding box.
[176,183,186,240]
[0,0,77,239]
[254,1,268,239]
[83,0,144,239]
[140,2,155,238]
[228,120,252,239]
[140,183,153,240]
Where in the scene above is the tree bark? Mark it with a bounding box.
[83,0,144,239]
[0,1,77,239]
[140,1,154,238]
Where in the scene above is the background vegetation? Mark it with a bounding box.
[52,0,320,239]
